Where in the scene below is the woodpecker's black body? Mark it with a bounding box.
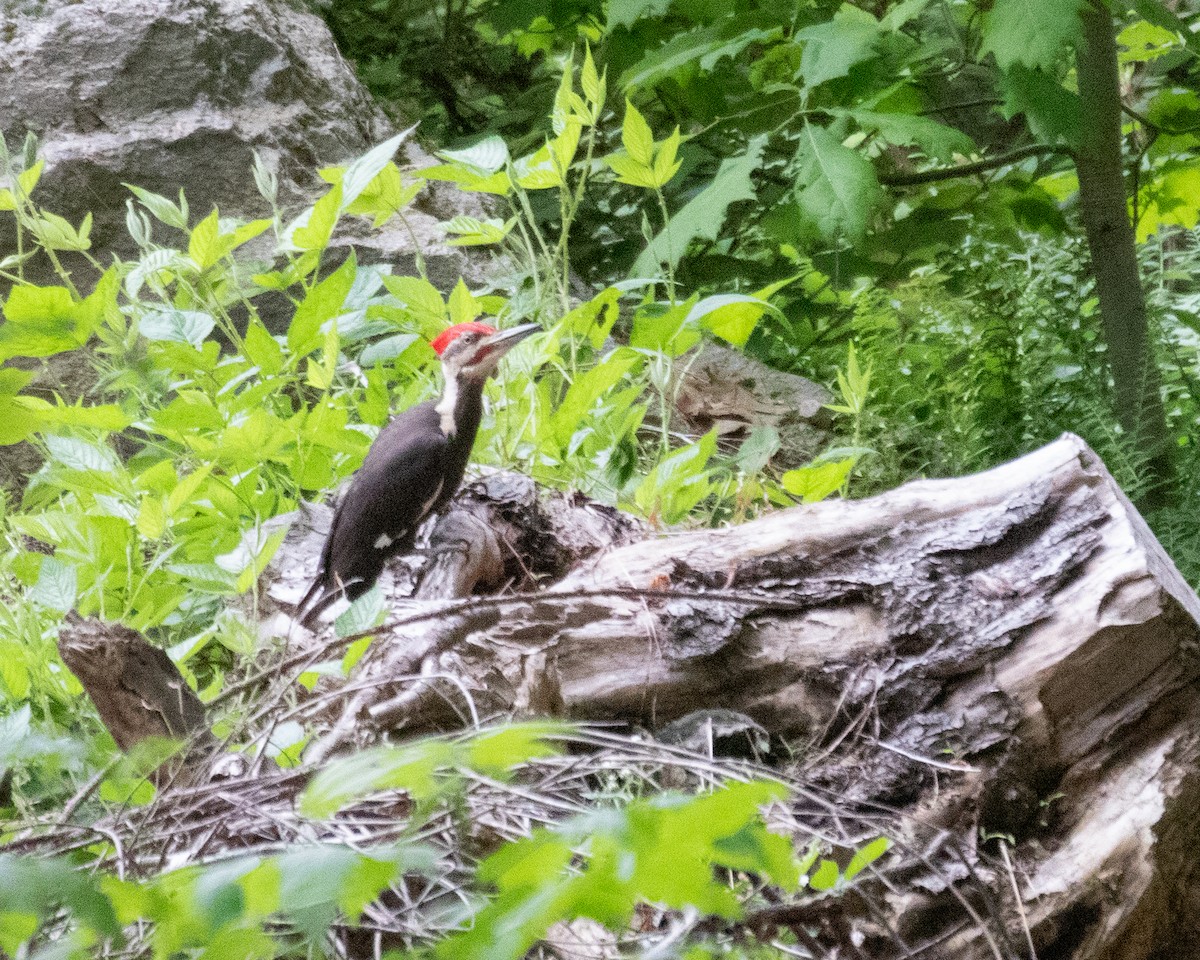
[297,321,537,627]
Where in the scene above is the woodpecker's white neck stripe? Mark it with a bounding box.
[435,375,459,438]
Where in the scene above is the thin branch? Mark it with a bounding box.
[880,143,1074,187]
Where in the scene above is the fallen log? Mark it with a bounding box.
[310,433,1200,959]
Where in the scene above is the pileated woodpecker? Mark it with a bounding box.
[297,320,539,627]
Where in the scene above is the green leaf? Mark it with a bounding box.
[188,208,221,269]
[845,109,975,161]
[999,64,1082,148]
[243,318,284,375]
[780,457,856,502]
[28,555,76,611]
[686,289,788,347]
[465,723,564,777]
[288,251,356,357]
[551,348,643,449]
[420,164,512,195]
[337,127,416,209]
[607,0,670,29]
[382,275,446,324]
[299,741,454,817]
[443,215,515,246]
[794,124,881,241]
[447,278,481,325]
[1135,165,1200,242]
[126,183,189,229]
[334,584,384,637]
[606,151,659,189]
[621,24,778,89]
[440,135,510,174]
[140,307,215,347]
[652,127,683,187]
[291,182,343,251]
[632,136,766,277]
[981,0,1084,72]
[31,210,91,250]
[44,434,120,472]
[844,836,891,881]
[809,858,840,891]
[795,5,882,87]
[622,100,655,167]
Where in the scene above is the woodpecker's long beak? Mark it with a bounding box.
[472,322,541,369]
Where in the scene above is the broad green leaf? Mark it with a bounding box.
[981,0,1085,71]
[334,584,384,637]
[188,208,221,270]
[31,210,91,250]
[299,742,454,817]
[443,215,515,246]
[795,5,881,87]
[288,251,356,357]
[781,457,856,502]
[632,136,766,277]
[621,24,778,89]
[652,127,682,187]
[581,44,604,109]
[382,275,446,324]
[28,555,76,611]
[794,124,881,241]
[1000,64,1082,148]
[629,296,699,355]
[126,183,189,229]
[1118,19,1180,62]
[465,723,565,777]
[243,318,284,376]
[809,858,840,891]
[419,163,512,195]
[291,182,343,251]
[44,434,120,472]
[622,100,655,167]
[447,278,481,325]
[551,348,642,448]
[337,127,416,209]
[440,135,510,174]
[139,307,215,347]
[686,289,788,347]
[1135,165,1200,241]
[606,152,658,189]
[17,397,130,431]
[0,395,42,444]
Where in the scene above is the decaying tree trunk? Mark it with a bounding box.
[304,433,1200,958]
[53,434,1200,958]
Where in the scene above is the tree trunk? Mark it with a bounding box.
[1074,1,1173,504]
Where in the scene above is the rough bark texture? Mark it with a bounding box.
[1075,1,1172,499]
[57,613,218,783]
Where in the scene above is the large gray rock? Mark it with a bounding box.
[0,0,487,287]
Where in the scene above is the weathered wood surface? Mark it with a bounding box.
[308,433,1200,959]
[57,613,218,783]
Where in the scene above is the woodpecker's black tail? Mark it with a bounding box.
[295,576,339,631]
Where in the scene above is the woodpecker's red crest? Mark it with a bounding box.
[431,322,497,357]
